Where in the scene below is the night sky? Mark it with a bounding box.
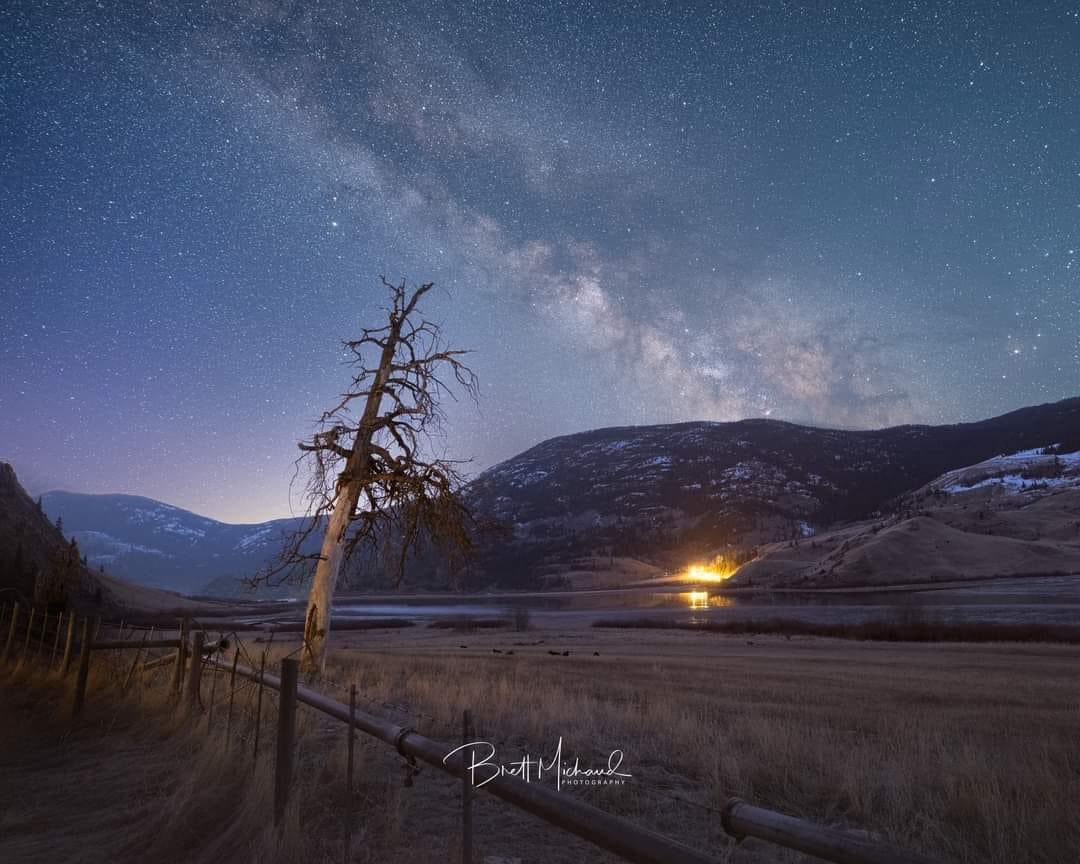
[2,1,1078,522]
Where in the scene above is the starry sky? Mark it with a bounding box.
[2,1,1078,523]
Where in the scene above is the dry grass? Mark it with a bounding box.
[593,615,1080,643]
[0,632,615,864]
[318,626,1080,864]
[0,645,392,864]
[3,623,1079,864]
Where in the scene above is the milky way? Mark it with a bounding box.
[2,1,1078,521]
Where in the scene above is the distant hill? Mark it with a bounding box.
[40,492,312,596]
[732,447,1080,587]
[0,462,209,614]
[469,397,1080,582]
[35,396,1080,594]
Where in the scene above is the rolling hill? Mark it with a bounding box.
[39,492,312,596]
[468,397,1080,582]
[732,447,1080,587]
[0,463,211,614]
[34,396,1080,594]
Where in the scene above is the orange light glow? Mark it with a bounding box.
[682,558,737,583]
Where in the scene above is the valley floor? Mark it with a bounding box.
[319,621,1080,863]
[2,620,1078,863]
[0,671,296,864]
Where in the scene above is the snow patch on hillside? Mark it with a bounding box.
[236,525,277,551]
[72,530,171,562]
[160,520,207,539]
[127,506,209,538]
[936,448,1080,495]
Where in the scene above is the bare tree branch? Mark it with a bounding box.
[248,277,478,676]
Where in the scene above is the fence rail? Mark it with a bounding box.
[90,638,182,651]
[0,599,939,864]
[721,799,937,864]
[217,654,722,864]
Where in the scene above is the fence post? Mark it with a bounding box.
[344,681,357,863]
[123,627,153,691]
[72,617,93,718]
[171,618,190,696]
[253,650,267,764]
[225,644,240,748]
[347,683,357,796]
[2,602,19,662]
[20,606,36,663]
[462,708,473,864]
[187,630,205,711]
[275,657,299,826]
[61,612,77,675]
[206,634,221,731]
[33,609,46,660]
[50,611,64,669]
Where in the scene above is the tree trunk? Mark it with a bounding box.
[301,323,399,677]
[301,480,361,676]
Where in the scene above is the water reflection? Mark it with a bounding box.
[680,590,735,610]
[321,575,1080,628]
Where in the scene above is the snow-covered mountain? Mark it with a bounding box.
[40,492,311,595]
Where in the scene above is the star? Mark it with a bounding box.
[0,1,1075,520]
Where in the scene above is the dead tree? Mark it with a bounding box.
[264,277,477,676]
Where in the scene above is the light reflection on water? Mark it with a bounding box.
[322,575,1080,628]
[680,591,734,610]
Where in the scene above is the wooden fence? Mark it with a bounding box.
[0,600,939,864]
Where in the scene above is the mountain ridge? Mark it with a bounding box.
[0,462,213,614]
[40,490,311,595]
[36,396,1080,594]
[733,445,1080,587]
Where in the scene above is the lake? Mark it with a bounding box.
[318,574,1080,628]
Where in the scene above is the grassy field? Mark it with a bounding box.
[0,655,353,864]
[2,621,1078,863]
[320,622,1080,863]
[593,615,1080,642]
